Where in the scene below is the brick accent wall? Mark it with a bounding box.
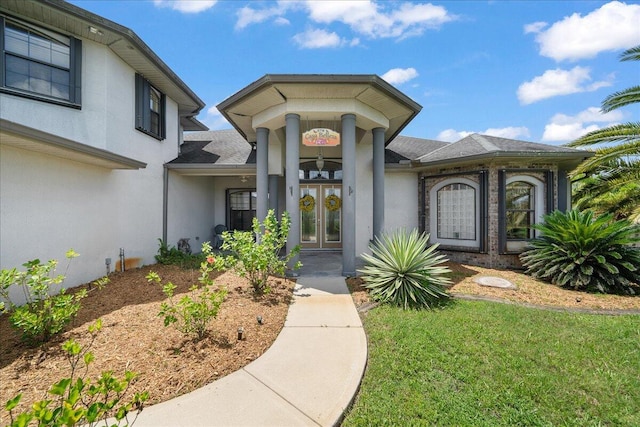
[420,161,559,269]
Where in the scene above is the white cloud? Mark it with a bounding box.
[236,4,289,30]
[381,68,418,85]
[523,21,547,34]
[437,129,472,142]
[484,127,531,139]
[292,29,345,48]
[305,1,454,39]
[517,66,612,105]
[542,106,624,142]
[201,106,230,130]
[153,0,216,14]
[528,1,640,61]
[236,1,456,42]
[436,127,530,142]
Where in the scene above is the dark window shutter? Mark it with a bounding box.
[135,73,144,131]
[498,170,506,254]
[71,37,82,105]
[160,92,166,139]
[546,170,554,214]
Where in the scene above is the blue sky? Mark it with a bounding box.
[70,0,640,144]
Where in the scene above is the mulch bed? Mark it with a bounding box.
[0,264,295,422]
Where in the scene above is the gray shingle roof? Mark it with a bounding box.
[171,131,589,167]
[386,135,449,162]
[418,133,589,164]
[170,129,254,165]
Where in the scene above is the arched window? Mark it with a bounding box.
[503,175,545,252]
[299,161,342,180]
[430,177,480,248]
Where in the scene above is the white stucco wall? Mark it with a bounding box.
[385,172,419,232]
[0,39,187,305]
[0,145,164,304]
[355,143,374,256]
[167,173,217,252]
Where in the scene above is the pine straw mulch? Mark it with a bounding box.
[347,262,640,314]
[0,264,295,422]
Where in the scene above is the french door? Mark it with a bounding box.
[300,184,342,249]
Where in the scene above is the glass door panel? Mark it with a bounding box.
[323,186,341,248]
[300,186,318,247]
[301,184,342,249]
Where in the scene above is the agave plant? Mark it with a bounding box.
[358,229,451,310]
[520,209,640,294]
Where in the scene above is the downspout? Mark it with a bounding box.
[163,165,168,243]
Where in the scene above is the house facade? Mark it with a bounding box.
[0,1,593,304]
[173,76,592,274]
[0,0,206,304]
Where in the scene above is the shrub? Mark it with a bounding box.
[215,210,301,294]
[358,229,451,309]
[147,242,227,340]
[0,250,87,345]
[155,239,204,270]
[3,320,149,427]
[520,209,640,294]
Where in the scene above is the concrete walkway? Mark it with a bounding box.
[134,254,367,427]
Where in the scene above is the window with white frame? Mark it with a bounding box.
[430,177,480,248]
[1,16,81,105]
[504,175,544,252]
[506,181,536,240]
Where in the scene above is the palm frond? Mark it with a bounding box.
[620,44,640,62]
[570,140,640,175]
[602,86,640,112]
[566,122,640,148]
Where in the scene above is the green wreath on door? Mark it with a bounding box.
[324,194,341,212]
[299,194,315,212]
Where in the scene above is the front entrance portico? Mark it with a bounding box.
[216,75,422,276]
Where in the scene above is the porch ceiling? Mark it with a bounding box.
[217,75,421,144]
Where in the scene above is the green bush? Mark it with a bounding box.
[520,209,640,294]
[358,229,451,310]
[147,242,227,340]
[215,210,301,294]
[3,320,148,427]
[155,239,204,269]
[0,250,87,345]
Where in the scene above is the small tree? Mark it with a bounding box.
[216,210,301,294]
[0,250,87,345]
[147,242,227,340]
[3,320,149,427]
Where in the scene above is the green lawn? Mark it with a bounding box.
[342,300,640,426]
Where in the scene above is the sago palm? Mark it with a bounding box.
[520,210,640,294]
[358,229,451,310]
[567,44,640,223]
